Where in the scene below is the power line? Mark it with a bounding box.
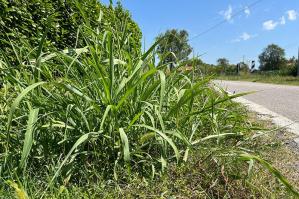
[190,0,264,41]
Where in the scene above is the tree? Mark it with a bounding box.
[155,29,192,66]
[258,44,286,71]
[217,58,230,74]
[217,58,229,66]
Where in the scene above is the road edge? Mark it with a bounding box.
[233,95,299,144]
[213,81,299,144]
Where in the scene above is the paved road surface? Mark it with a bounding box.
[214,80,299,122]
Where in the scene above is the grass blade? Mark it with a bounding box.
[20,108,39,169]
[239,153,299,197]
[7,82,46,133]
[189,91,255,116]
[119,128,130,162]
[191,133,237,145]
[46,132,99,191]
[135,124,180,162]
[158,70,166,113]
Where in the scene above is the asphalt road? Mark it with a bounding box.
[214,80,299,122]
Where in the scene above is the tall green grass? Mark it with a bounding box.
[0,8,298,198]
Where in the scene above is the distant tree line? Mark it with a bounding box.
[154,29,249,76]
[153,29,297,77]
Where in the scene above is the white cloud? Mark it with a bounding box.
[244,7,250,17]
[280,16,286,25]
[240,32,251,40]
[263,20,278,30]
[220,5,233,22]
[287,10,297,21]
[261,10,297,32]
[232,32,257,42]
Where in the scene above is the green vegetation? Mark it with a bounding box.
[216,43,297,76]
[216,57,249,75]
[0,0,142,59]
[256,44,298,77]
[217,74,299,86]
[215,44,299,85]
[0,1,298,198]
[259,44,287,71]
[155,29,192,66]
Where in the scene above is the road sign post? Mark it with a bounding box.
[251,61,255,72]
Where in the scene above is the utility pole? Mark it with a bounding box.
[297,48,299,77]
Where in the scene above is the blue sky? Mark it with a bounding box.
[101,0,299,65]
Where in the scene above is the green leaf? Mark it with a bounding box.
[116,68,157,110]
[191,133,237,145]
[108,33,115,99]
[168,78,210,117]
[136,124,180,162]
[190,91,255,116]
[20,108,39,169]
[100,105,112,131]
[239,153,299,197]
[141,37,164,61]
[7,82,46,133]
[62,83,93,103]
[49,132,99,186]
[119,128,130,162]
[139,132,156,144]
[158,70,166,113]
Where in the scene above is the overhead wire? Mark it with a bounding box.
[190,0,264,41]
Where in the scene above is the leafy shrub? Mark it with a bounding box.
[0,0,142,60]
[278,63,298,76]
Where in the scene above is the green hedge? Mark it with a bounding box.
[0,0,142,58]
